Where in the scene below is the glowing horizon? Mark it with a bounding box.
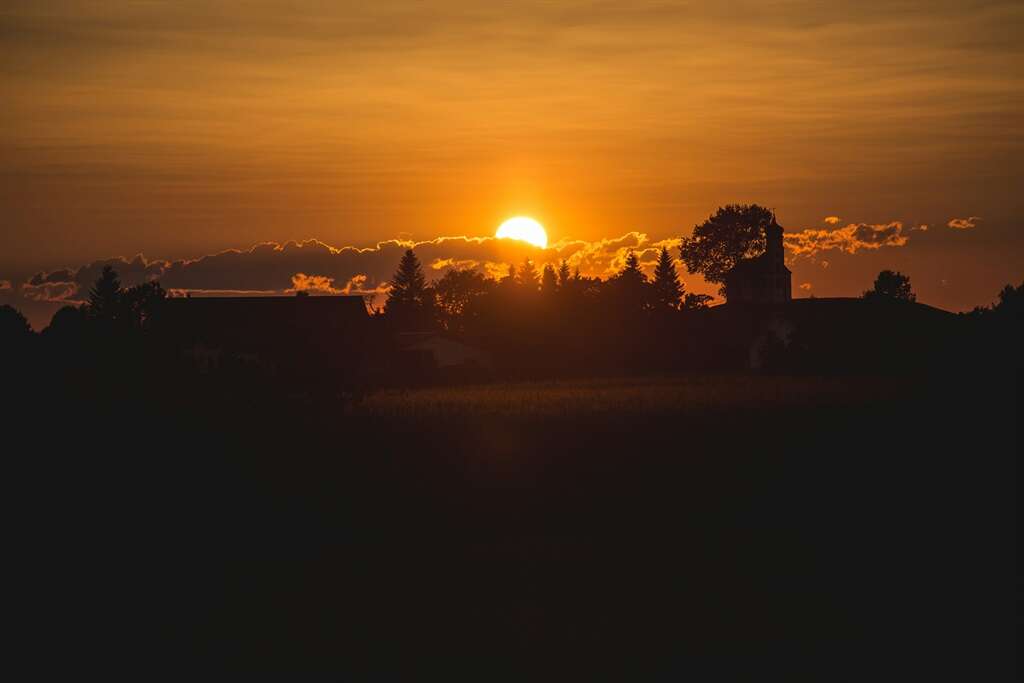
[1,2,1020,327]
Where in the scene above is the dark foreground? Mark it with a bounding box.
[11,371,1017,678]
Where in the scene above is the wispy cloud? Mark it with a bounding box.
[22,281,84,305]
[288,273,342,295]
[947,216,981,230]
[784,221,910,259]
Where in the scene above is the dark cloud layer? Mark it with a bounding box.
[17,233,695,309]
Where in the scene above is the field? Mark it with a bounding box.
[16,371,1016,676]
[348,374,904,417]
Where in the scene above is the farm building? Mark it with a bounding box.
[156,294,373,378]
[706,297,959,372]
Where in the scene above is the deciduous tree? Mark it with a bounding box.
[679,204,774,293]
[863,270,915,302]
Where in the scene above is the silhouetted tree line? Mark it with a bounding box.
[2,265,169,398]
[381,243,715,376]
[3,204,1021,388]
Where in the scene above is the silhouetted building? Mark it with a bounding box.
[724,216,791,304]
[157,295,372,378]
[706,297,957,372]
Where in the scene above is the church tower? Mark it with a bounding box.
[723,212,792,304]
[764,214,791,303]
[765,215,784,268]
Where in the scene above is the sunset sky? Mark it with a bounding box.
[2,0,1022,329]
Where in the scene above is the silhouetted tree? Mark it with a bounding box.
[557,260,572,289]
[651,246,683,310]
[679,204,775,294]
[864,270,915,302]
[123,281,167,330]
[43,305,87,339]
[517,258,540,291]
[0,304,32,337]
[619,251,645,282]
[968,281,1023,321]
[683,292,713,310]
[992,282,1023,318]
[88,265,123,322]
[541,264,558,297]
[434,268,490,333]
[386,249,434,328]
[0,305,33,354]
[609,251,650,312]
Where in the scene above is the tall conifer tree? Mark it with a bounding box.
[652,246,683,309]
[557,260,572,289]
[517,258,541,291]
[541,264,558,296]
[88,265,123,322]
[386,249,432,326]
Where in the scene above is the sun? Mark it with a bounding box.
[496,216,548,248]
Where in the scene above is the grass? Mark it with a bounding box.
[24,369,1011,674]
[347,373,905,418]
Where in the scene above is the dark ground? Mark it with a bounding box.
[9,368,1017,678]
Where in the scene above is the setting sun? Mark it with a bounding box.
[496,216,548,248]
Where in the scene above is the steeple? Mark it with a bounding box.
[723,210,792,304]
[765,212,784,266]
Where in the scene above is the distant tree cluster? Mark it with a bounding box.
[383,244,708,333]
[39,265,167,344]
[969,281,1023,320]
[863,270,915,302]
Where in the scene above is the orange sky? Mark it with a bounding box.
[2,1,1022,328]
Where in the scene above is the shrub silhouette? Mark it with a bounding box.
[863,270,915,302]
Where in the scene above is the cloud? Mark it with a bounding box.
[21,233,699,313]
[23,255,165,304]
[947,216,981,230]
[22,281,84,305]
[167,289,279,298]
[912,224,929,232]
[28,269,76,286]
[824,216,842,225]
[289,273,342,295]
[784,221,910,259]
[430,258,479,271]
[799,282,812,291]
[483,262,513,280]
[0,280,10,292]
